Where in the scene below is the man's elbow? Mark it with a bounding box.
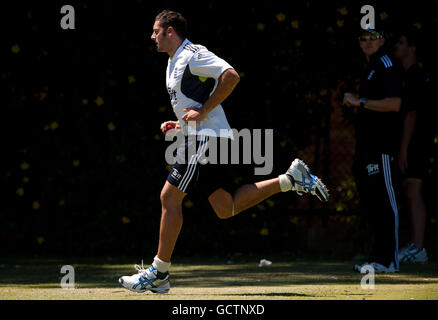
[225,69,240,85]
[389,97,401,112]
[393,99,401,112]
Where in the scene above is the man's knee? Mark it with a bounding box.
[160,182,186,206]
[208,188,234,219]
[403,178,422,200]
[215,206,234,219]
[160,188,170,204]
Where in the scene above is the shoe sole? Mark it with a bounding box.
[118,277,170,294]
[399,259,428,264]
[151,287,170,294]
[293,159,330,202]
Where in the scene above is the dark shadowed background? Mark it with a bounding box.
[1,0,437,259]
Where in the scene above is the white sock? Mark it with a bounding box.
[152,256,171,273]
[278,174,293,192]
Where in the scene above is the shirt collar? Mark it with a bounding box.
[170,38,191,61]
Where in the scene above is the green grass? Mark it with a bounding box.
[0,258,437,300]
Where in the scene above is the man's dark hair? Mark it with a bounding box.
[397,27,425,58]
[155,10,187,39]
[397,28,420,47]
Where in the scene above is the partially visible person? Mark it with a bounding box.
[394,29,432,263]
[343,26,403,273]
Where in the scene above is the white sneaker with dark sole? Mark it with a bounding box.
[398,243,428,263]
[286,158,329,202]
[118,262,170,294]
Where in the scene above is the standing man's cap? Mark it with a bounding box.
[359,24,384,39]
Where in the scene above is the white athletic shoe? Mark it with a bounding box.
[286,158,329,202]
[353,261,399,274]
[398,242,428,263]
[118,261,170,293]
[398,242,415,259]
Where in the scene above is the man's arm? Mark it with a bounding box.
[343,93,401,112]
[182,68,240,122]
[398,110,416,173]
[362,97,401,112]
[344,58,403,112]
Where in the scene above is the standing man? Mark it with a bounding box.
[394,30,430,263]
[343,27,403,273]
[118,10,329,293]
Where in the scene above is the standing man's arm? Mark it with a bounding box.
[398,110,416,173]
[344,58,403,112]
[398,78,424,173]
[182,68,240,122]
[343,94,401,112]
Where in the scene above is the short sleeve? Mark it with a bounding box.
[404,81,422,112]
[409,74,430,112]
[382,63,402,98]
[188,47,234,80]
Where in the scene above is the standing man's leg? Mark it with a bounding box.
[398,149,429,263]
[354,153,399,273]
[371,154,399,270]
[403,178,426,249]
[398,177,428,263]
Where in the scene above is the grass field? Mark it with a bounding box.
[1,257,437,300]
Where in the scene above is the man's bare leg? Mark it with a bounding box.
[208,178,282,219]
[403,178,426,249]
[233,178,281,214]
[208,159,329,219]
[118,181,181,293]
[156,181,186,263]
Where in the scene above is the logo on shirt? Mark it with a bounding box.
[171,168,182,181]
[367,70,375,80]
[167,86,177,101]
[174,67,178,79]
[366,163,379,176]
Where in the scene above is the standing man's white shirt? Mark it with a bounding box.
[166,39,234,138]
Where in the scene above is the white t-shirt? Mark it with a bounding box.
[166,39,234,138]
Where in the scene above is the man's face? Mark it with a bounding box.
[151,20,169,53]
[359,32,385,57]
[394,35,410,60]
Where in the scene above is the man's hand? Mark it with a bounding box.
[343,93,360,107]
[160,120,181,135]
[398,148,408,174]
[181,107,207,123]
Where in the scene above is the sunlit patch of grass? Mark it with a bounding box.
[0,259,437,300]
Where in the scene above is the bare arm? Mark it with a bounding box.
[400,110,416,151]
[398,110,417,173]
[182,68,240,122]
[343,93,401,112]
[200,68,240,115]
[362,97,401,112]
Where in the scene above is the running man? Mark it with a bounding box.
[119,10,329,293]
